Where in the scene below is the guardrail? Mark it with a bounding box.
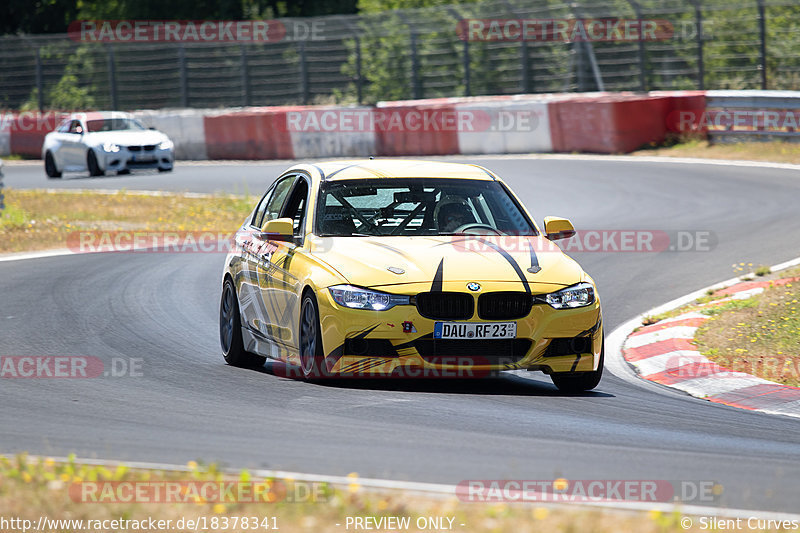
[705,90,800,143]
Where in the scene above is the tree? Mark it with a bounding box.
[1,0,359,35]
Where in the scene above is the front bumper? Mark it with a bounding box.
[101,147,174,172]
[317,284,602,377]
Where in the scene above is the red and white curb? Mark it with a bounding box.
[608,257,800,419]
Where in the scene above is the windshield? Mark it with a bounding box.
[86,118,146,132]
[316,178,537,237]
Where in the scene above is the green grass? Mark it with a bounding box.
[632,140,800,164]
[700,297,758,316]
[695,268,800,387]
[0,189,254,253]
[0,453,771,533]
[641,292,727,326]
[0,202,31,230]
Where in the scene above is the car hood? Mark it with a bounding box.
[84,130,168,146]
[309,235,584,290]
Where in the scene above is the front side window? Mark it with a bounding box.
[315,178,536,237]
[281,178,309,240]
[260,176,295,229]
[251,184,276,228]
[68,120,84,134]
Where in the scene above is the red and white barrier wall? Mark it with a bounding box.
[132,109,209,160]
[548,91,706,153]
[0,91,709,160]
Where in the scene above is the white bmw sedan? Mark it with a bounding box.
[42,112,174,178]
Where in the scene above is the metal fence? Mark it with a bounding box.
[1,0,798,111]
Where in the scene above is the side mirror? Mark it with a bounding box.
[544,216,576,241]
[260,218,294,242]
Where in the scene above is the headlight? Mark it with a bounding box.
[158,139,173,150]
[543,282,595,309]
[329,285,410,311]
[102,142,120,153]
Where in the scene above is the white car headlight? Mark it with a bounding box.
[102,142,120,153]
[544,282,595,309]
[329,285,410,311]
[158,139,174,150]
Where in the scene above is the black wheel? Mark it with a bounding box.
[299,293,329,379]
[220,278,265,368]
[44,151,61,178]
[87,150,104,177]
[551,339,604,392]
[157,167,172,173]
[117,169,131,175]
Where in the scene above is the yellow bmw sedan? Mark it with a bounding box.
[220,159,603,391]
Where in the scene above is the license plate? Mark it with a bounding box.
[433,322,516,339]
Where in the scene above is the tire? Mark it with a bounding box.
[117,169,131,175]
[220,278,266,368]
[44,152,61,178]
[87,150,104,177]
[299,292,329,379]
[157,167,172,173]
[550,339,604,393]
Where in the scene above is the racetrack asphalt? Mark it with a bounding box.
[1,157,799,513]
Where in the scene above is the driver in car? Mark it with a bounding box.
[436,200,477,233]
